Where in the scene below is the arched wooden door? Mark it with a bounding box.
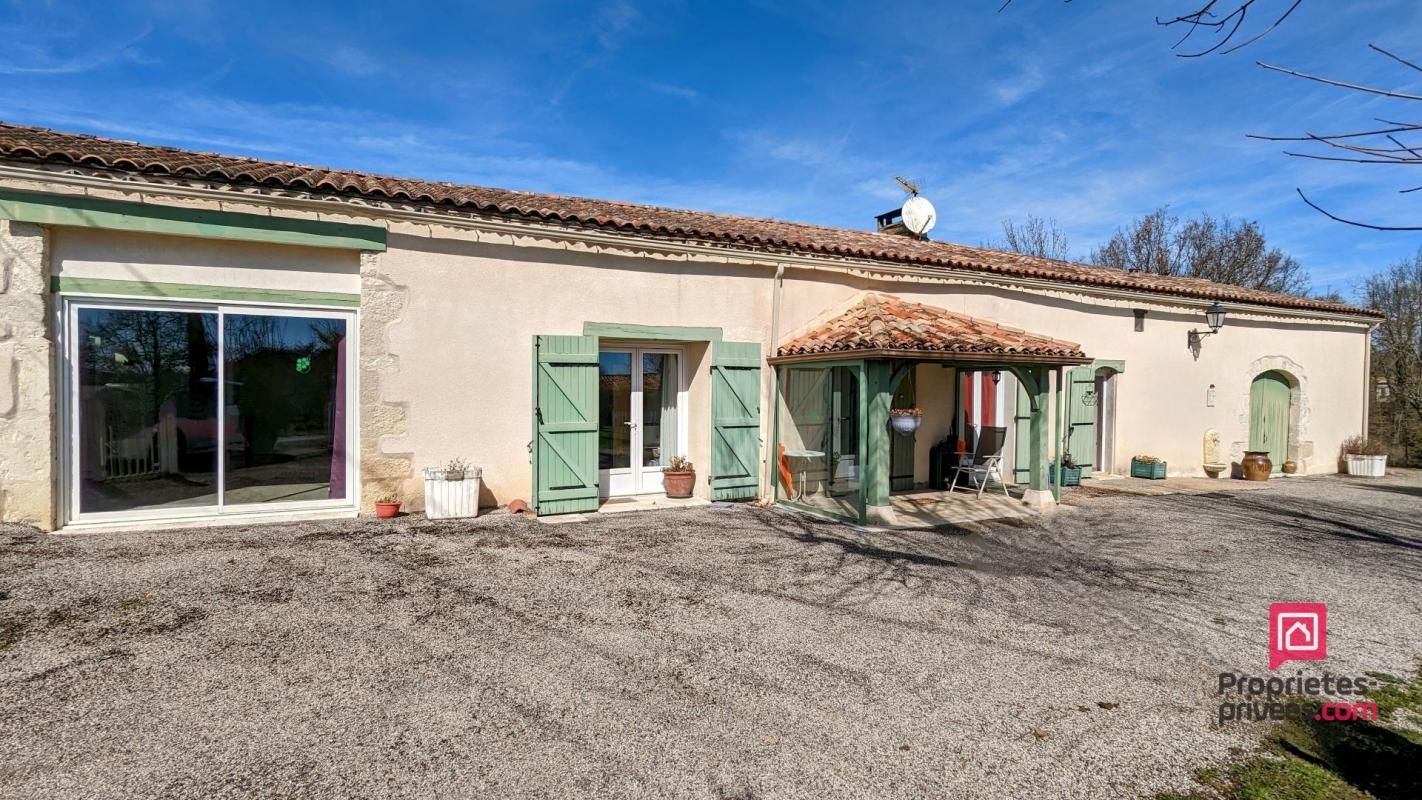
[1249,371,1291,472]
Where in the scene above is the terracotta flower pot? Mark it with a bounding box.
[375,501,402,519]
[664,470,695,499]
[1241,451,1272,481]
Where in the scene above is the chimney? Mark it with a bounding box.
[875,207,915,237]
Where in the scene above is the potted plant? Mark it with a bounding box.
[1341,435,1388,477]
[664,456,695,499]
[890,407,924,435]
[375,493,402,519]
[423,458,482,519]
[1052,453,1082,487]
[1131,454,1167,479]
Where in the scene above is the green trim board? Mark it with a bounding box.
[581,322,723,342]
[51,276,360,307]
[0,189,386,251]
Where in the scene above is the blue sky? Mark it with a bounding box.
[3,1,1421,299]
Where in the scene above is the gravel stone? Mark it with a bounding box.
[2,471,1419,799]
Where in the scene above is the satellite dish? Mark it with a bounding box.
[901,195,937,236]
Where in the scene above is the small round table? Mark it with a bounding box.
[782,449,825,500]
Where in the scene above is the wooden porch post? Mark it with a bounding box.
[863,359,896,525]
[1022,364,1056,510]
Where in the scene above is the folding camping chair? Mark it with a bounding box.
[948,426,1011,499]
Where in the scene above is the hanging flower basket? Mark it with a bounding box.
[890,407,924,435]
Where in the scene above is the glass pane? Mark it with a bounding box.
[77,308,219,513]
[776,365,860,520]
[599,352,632,470]
[223,314,348,504]
[641,353,677,468]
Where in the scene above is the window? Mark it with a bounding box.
[67,300,354,523]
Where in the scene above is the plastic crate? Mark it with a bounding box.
[1131,459,1167,479]
[1050,464,1082,487]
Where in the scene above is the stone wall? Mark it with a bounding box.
[0,220,55,529]
[357,250,415,511]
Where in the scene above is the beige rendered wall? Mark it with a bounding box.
[370,227,772,509]
[52,228,361,294]
[778,271,1370,477]
[0,220,55,528]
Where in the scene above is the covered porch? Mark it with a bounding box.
[769,293,1091,527]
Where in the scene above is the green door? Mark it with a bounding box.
[532,335,600,515]
[1249,371,1290,472]
[1065,368,1097,478]
[890,369,915,491]
[710,341,762,500]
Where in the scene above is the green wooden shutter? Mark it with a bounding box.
[533,335,600,515]
[890,369,916,491]
[1066,368,1097,477]
[1014,378,1032,483]
[710,340,762,500]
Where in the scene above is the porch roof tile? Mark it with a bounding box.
[774,293,1089,365]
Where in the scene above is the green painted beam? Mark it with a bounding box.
[51,276,360,307]
[581,322,722,342]
[863,360,894,511]
[0,189,386,251]
[1089,358,1126,374]
[1025,365,1052,493]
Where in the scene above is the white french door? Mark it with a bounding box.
[60,296,357,526]
[598,347,683,497]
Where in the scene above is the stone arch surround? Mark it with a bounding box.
[1231,355,1310,471]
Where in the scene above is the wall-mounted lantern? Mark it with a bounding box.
[1187,302,1228,358]
[991,370,1002,385]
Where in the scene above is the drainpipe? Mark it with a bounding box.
[1053,366,1066,502]
[1362,323,1377,436]
[763,263,786,499]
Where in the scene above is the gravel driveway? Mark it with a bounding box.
[3,472,1420,799]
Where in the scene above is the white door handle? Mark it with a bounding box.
[624,422,637,428]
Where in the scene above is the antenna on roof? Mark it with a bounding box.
[894,176,921,196]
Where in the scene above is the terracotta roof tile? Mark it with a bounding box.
[775,293,1090,364]
[0,121,1381,319]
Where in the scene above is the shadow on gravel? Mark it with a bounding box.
[1144,491,1422,557]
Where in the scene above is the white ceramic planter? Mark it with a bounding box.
[1344,454,1387,478]
[423,466,483,518]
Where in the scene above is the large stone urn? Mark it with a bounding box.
[1241,451,1273,481]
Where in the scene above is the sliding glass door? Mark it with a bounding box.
[65,299,355,524]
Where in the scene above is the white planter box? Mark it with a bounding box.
[423,466,482,519]
[1344,454,1387,478]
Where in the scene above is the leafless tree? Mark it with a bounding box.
[1002,1,1422,229]
[1366,250,1422,461]
[993,214,1072,260]
[1090,207,1311,295]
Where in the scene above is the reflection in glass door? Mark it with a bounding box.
[67,301,353,523]
[223,313,348,506]
[76,308,220,514]
[598,348,681,497]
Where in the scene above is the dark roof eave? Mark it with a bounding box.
[768,348,1092,367]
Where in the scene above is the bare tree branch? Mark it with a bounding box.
[1370,44,1422,74]
[1257,60,1422,101]
[1156,0,1301,58]
[1297,189,1422,231]
[1248,125,1422,143]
